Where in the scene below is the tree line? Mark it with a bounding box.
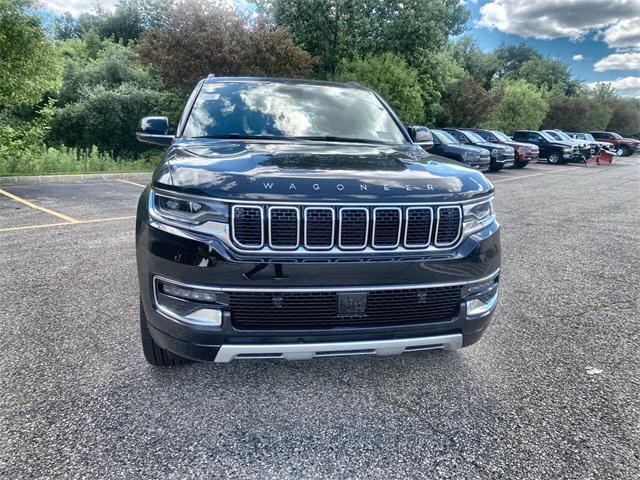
[1,0,638,174]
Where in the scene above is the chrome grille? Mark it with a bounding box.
[304,208,334,249]
[405,207,433,247]
[435,207,462,246]
[232,206,263,248]
[268,207,299,249]
[372,208,401,248]
[230,204,464,252]
[339,208,368,249]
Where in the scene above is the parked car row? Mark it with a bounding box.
[419,127,638,171]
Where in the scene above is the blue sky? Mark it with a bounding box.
[466,0,640,97]
[40,0,640,98]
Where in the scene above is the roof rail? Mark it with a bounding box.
[345,81,362,88]
[206,73,216,80]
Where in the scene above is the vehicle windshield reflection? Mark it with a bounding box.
[183,81,407,145]
[463,131,486,143]
[492,131,512,142]
[432,130,459,144]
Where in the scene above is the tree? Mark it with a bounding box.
[517,56,575,95]
[607,100,640,136]
[137,1,315,91]
[488,80,549,133]
[335,53,424,123]
[450,37,498,88]
[0,0,60,107]
[493,42,540,80]
[439,75,502,127]
[57,42,162,106]
[264,0,469,76]
[49,84,181,157]
[53,12,80,40]
[542,96,612,132]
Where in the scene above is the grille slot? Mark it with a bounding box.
[268,207,299,249]
[405,207,432,247]
[372,208,401,248]
[435,207,462,246]
[304,208,334,249]
[230,286,461,329]
[231,206,263,248]
[339,208,369,249]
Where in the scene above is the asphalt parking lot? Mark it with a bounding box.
[1,158,639,479]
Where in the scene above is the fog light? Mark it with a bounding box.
[466,291,498,317]
[183,308,222,327]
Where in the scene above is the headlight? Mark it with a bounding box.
[462,198,495,236]
[562,147,571,152]
[463,151,480,161]
[149,189,228,228]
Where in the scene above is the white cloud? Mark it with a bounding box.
[478,0,640,45]
[602,17,640,48]
[572,54,584,61]
[588,76,640,98]
[594,52,640,71]
[42,0,117,16]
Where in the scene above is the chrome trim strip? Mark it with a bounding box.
[231,205,264,249]
[404,206,433,249]
[371,207,402,249]
[435,206,463,247]
[303,207,335,250]
[152,277,223,328]
[267,206,300,250]
[152,187,494,207]
[214,333,463,362]
[152,268,500,293]
[338,207,369,250]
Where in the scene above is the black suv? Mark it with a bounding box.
[135,77,501,365]
[443,128,515,171]
[512,130,579,164]
[428,128,491,171]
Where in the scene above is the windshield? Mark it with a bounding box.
[432,129,459,144]
[554,131,573,141]
[463,131,487,143]
[584,134,595,141]
[182,81,407,144]
[492,131,512,142]
[611,132,623,139]
[543,131,562,140]
[539,131,558,142]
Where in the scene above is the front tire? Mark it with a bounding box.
[140,300,191,366]
[619,145,631,157]
[547,152,562,165]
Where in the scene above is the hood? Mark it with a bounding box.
[501,140,538,151]
[476,141,513,153]
[153,139,493,203]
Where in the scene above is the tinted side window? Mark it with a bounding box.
[528,133,542,142]
[477,131,493,142]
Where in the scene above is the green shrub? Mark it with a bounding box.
[487,80,549,133]
[49,84,182,158]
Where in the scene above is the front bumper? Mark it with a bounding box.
[137,197,502,363]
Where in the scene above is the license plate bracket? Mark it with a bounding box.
[337,292,368,316]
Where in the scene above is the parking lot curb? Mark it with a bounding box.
[0,172,152,185]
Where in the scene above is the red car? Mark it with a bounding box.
[589,132,639,157]
[466,128,539,168]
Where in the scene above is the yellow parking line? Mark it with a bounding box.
[117,179,147,188]
[492,168,574,183]
[0,188,79,223]
[0,222,71,233]
[78,215,136,224]
[0,215,136,233]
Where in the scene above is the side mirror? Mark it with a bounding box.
[408,126,434,150]
[136,116,174,146]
